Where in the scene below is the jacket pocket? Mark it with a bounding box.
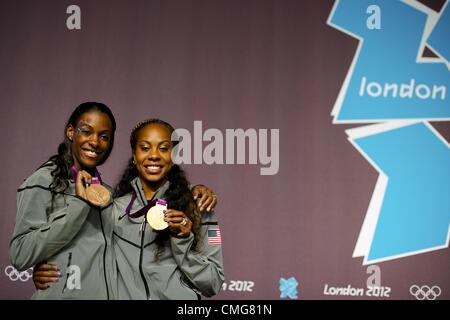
[180,274,201,300]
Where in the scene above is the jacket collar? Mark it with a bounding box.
[130,177,170,206]
[122,178,170,223]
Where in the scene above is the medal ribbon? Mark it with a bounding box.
[70,165,102,184]
[124,191,167,219]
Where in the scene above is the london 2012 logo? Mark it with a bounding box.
[327,0,450,264]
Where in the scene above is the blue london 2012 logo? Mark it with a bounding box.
[328,0,450,264]
[279,277,299,299]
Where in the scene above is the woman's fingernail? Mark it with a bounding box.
[57,272,62,277]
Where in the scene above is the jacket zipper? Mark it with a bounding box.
[135,184,151,299]
[98,209,110,300]
[139,217,151,299]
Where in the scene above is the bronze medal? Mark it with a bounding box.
[85,178,111,207]
[146,199,168,230]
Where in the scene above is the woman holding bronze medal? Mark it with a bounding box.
[10,103,218,299]
[9,102,117,299]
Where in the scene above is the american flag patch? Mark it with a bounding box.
[208,229,222,245]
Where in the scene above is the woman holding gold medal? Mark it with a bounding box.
[110,118,224,299]
[10,103,218,299]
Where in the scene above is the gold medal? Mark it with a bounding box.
[146,199,168,230]
[85,177,111,207]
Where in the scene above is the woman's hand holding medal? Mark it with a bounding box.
[75,170,111,207]
[164,209,192,237]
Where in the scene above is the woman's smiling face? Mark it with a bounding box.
[66,111,113,170]
[133,123,173,190]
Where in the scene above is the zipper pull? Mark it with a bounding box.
[139,221,145,235]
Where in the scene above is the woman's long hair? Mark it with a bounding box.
[42,102,116,206]
[114,119,201,261]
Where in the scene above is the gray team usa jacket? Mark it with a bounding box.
[9,163,115,299]
[111,177,225,299]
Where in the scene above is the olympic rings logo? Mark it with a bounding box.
[4,265,33,282]
[409,285,441,300]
